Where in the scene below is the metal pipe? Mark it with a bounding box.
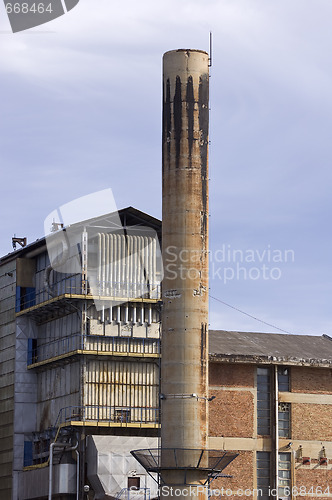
[140,305,144,325]
[48,438,79,500]
[98,233,101,296]
[75,450,79,500]
[133,236,138,298]
[148,304,152,326]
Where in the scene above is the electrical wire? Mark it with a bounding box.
[209,294,291,334]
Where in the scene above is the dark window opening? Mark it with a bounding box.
[27,338,38,365]
[257,367,271,436]
[257,451,271,500]
[128,477,140,491]
[278,367,290,392]
[115,409,131,423]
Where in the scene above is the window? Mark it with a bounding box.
[278,452,291,499]
[278,367,290,392]
[115,409,131,423]
[24,441,33,467]
[257,367,271,436]
[257,451,271,499]
[128,477,140,491]
[278,402,290,438]
[27,338,38,365]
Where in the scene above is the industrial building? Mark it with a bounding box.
[208,331,332,500]
[2,47,332,500]
[0,207,163,500]
[1,211,332,499]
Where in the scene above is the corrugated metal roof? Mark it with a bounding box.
[209,330,332,367]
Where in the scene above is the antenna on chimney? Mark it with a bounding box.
[209,31,213,67]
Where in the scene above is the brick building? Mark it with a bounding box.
[208,330,332,500]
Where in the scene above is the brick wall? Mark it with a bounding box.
[291,367,332,394]
[295,466,332,500]
[209,389,254,438]
[292,403,332,441]
[209,363,254,438]
[209,363,254,388]
[210,451,254,500]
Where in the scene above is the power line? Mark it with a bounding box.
[209,294,291,334]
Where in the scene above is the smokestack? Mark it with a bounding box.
[160,48,209,497]
[130,49,237,499]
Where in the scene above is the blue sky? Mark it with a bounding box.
[1,0,332,335]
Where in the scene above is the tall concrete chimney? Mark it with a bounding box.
[131,49,237,499]
[160,48,210,497]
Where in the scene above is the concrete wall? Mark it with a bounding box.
[37,362,80,430]
[13,316,38,499]
[0,261,16,500]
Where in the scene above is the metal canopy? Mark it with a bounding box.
[130,448,238,485]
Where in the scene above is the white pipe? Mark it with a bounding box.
[49,439,79,500]
[144,236,149,296]
[141,305,144,325]
[113,234,118,297]
[110,234,114,296]
[133,236,137,298]
[148,236,153,298]
[75,450,79,500]
[133,305,137,324]
[117,234,121,296]
[109,305,113,323]
[126,234,130,298]
[101,233,105,296]
[106,233,110,295]
[117,305,121,324]
[97,234,101,296]
[152,237,156,298]
[148,304,152,326]
[137,236,142,297]
[125,305,129,324]
[128,235,133,298]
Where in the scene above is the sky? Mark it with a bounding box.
[1,0,332,335]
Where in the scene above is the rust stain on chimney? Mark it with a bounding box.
[161,48,210,496]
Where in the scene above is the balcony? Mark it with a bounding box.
[27,334,160,368]
[16,274,161,315]
[55,405,160,428]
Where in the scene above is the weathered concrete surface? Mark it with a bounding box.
[161,49,209,497]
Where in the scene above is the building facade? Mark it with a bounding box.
[0,207,162,500]
[208,330,332,500]
[1,211,332,500]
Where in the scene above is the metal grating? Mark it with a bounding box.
[130,448,238,474]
